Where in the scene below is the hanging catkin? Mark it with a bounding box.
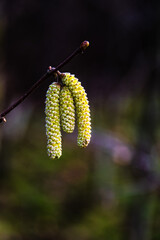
[60,73,91,147]
[60,86,75,133]
[45,82,62,159]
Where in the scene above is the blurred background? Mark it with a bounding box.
[0,0,159,239]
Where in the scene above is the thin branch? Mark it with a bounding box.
[0,41,89,123]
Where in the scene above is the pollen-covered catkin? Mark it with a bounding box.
[45,82,62,159]
[60,86,75,133]
[60,73,91,147]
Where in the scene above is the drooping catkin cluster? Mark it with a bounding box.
[45,73,91,159]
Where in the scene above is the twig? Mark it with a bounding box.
[0,41,89,123]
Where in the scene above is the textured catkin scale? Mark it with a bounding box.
[60,73,91,147]
[60,86,75,133]
[45,82,62,159]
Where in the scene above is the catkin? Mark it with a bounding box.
[45,82,62,159]
[60,73,91,147]
[60,86,75,133]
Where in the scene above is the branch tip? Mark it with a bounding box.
[48,66,52,71]
[80,41,90,52]
[0,117,6,123]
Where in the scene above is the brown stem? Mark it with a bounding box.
[0,41,89,123]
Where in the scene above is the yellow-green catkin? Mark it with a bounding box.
[60,73,91,147]
[45,82,62,159]
[60,86,75,133]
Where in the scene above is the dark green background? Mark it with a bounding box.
[0,1,159,239]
